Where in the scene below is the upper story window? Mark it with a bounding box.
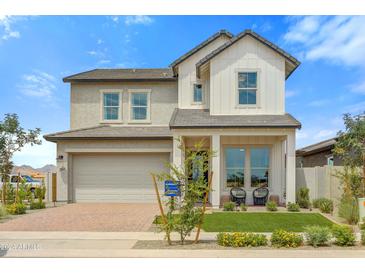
[193,83,203,103]
[103,92,121,121]
[130,91,150,122]
[238,72,257,105]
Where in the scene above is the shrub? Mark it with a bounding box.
[359,218,365,230]
[297,187,311,209]
[30,201,46,210]
[223,202,236,211]
[319,198,334,214]
[312,198,322,208]
[338,197,359,224]
[271,229,303,248]
[361,230,365,246]
[6,203,27,215]
[304,225,332,247]
[332,225,356,246]
[240,204,247,211]
[287,202,300,212]
[217,232,268,247]
[0,205,8,218]
[266,201,278,211]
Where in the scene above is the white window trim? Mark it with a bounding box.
[100,89,123,123]
[326,154,334,166]
[191,81,204,105]
[235,69,261,109]
[128,89,151,124]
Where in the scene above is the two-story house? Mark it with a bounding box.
[44,29,301,207]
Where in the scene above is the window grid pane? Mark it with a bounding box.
[238,72,257,105]
[103,93,120,120]
[225,148,245,187]
[132,106,147,120]
[131,92,149,120]
[250,147,270,187]
[193,84,203,102]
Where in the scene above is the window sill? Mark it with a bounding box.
[100,120,123,124]
[128,120,152,124]
[235,105,260,109]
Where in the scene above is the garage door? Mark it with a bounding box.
[72,153,170,202]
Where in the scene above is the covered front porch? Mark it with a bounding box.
[172,128,296,208]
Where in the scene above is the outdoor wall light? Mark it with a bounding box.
[56,155,64,161]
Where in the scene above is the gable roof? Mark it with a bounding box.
[44,125,172,142]
[63,68,176,83]
[169,108,301,129]
[169,30,233,74]
[296,137,337,156]
[196,29,300,79]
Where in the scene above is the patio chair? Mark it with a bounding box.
[253,187,269,205]
[230,187,246,206]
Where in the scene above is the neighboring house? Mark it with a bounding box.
[44,29,301,207]
[296,137,343,167]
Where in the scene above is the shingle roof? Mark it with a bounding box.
[63,68,176,83]
[44,125,172,142]
[169,30,234,73]
[196,29,300,79]
[296,138,337,156]
[169,109,301,129]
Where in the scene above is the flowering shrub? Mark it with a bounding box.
[271,229,303,248]
[332,225,356,246]
[6,203,26,215]
[217,232,268,247]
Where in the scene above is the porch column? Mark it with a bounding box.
[172,134,183,172]
[211,134,221,208]
[286,130,296,204]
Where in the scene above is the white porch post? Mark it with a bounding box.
[211,134,221,208]
[172,134,183,175]
[286,130,296,204]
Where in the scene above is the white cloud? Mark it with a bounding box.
[125,16,154,26]
[284,16,365,67]
[97,38,104,45]
[86,50,98,56]
[111,16,119,23]
[0,15,21,41]
[350,80,365,94]
[13,137,56,168]
[285,89,298,98]
[343,100,365,114]
[308,99,330,107]
[17,70,57,100]
[314,129,336,140]
[98,59,111,64]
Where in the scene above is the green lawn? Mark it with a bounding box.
[202,212,334,232]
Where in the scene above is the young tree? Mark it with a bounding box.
[154,140,214,245]
[333,112,365,194]
[0,113,41,204]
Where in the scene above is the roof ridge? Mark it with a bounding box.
[169,30,234,70]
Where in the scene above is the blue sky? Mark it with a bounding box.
[0,15,364,168]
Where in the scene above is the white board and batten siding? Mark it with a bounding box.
[210,35,286,115]
[72,153,169,203]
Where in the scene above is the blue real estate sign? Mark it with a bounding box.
[164,180,180,197]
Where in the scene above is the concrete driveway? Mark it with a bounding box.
[0,203,158,232]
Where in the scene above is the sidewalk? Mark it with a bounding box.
[1,231,365,258]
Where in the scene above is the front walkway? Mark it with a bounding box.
[0,203,158,232]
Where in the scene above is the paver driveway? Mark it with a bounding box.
[0,203,158,232]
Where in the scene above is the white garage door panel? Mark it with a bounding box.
[72,153,169,202]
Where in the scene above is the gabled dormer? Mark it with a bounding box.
[170,30,233,110]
